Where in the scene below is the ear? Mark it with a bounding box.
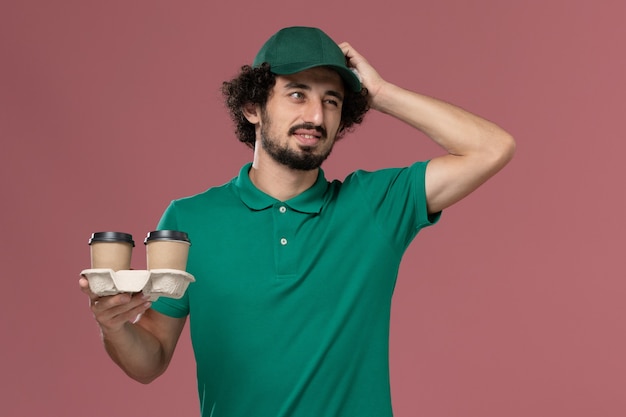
[242,103,261,124]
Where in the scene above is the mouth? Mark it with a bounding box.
[289,124,326,147]
[293,131,322,146]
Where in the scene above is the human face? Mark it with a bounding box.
[258,67,344,171]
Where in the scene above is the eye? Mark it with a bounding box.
[324,99,339,107]
[289,91,305,100]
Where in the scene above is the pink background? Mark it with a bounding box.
[1,1,625,416]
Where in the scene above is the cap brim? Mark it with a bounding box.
[270,62,362,92]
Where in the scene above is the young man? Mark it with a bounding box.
[80,26,515,416]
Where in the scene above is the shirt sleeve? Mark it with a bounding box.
[349,161,441,251]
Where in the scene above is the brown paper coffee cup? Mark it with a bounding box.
[144,230,191,271]
[89,232,134,271]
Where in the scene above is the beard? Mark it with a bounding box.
[259,111,334,171]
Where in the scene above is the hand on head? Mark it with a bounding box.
[338,42,385,103]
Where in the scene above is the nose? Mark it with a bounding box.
[302,99,324,126]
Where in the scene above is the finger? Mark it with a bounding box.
[339,42,360,59]
[78,276,90,290]
[79,276,100,303]
[97,297,152,330]
[338,42,351,57]
[91,292,152,319]
[91,292,132,314]
[107,300,151,324]
[341,48,368,73]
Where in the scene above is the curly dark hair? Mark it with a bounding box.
[221,63,370,148]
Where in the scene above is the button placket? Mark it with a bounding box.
[278,206,289,245]
[273,203,297,277]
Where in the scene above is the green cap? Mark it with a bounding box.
[253,26,361,92]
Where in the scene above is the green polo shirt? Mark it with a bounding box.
[151,161,440,417]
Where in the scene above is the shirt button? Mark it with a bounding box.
[280,238,288,245]
[279,206,287,213]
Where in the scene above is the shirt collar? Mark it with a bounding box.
[233,163,328,214]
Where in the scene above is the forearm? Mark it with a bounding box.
[101,320,168,384]
[80,276,184,384]
[371,81,514,159]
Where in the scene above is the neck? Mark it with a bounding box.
[249,147,319,201]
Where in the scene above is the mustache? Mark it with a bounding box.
[288,123,327,139]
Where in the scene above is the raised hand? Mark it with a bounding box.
[338,42,386,108]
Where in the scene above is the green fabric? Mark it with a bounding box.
[252,26,362,92]
[151,162,440,417]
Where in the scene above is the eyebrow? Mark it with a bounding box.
[284,82,344,101]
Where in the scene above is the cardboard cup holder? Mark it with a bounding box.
[81,268,195,301]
